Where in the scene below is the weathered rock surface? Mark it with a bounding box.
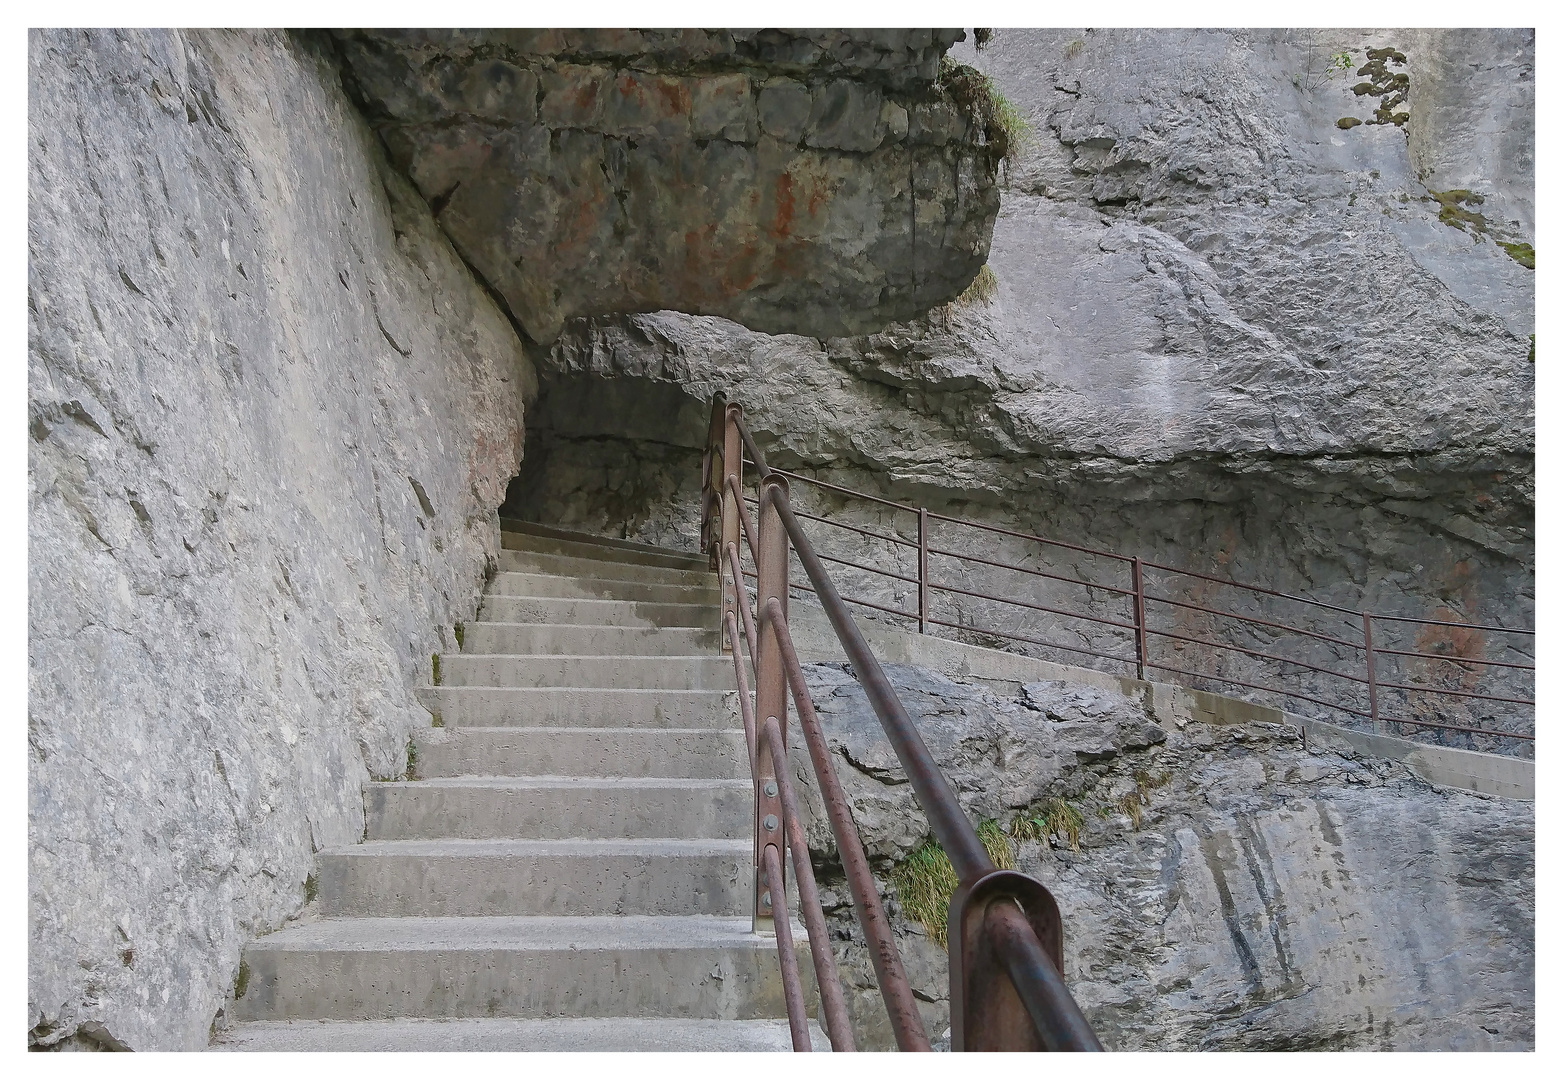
[509,28,1534,751]
[786,663,1533,1050]
[332,29,1001,344]
[28,29,534,1050]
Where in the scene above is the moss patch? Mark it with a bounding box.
[1500,241,1535,269]
[405,738,419,781]
[1430,189,1490,234]
[1337,117,1362,129]
[431,652,442,686]
[1354,46,1411,126]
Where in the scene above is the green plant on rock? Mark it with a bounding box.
[891,819,1013,946]
[1430,189,1490,234]
[890,838,961,946]
[957,264,999,306]
[938,57,1034,161]
[454,621,465,650]
[405,738,419,781]
[431,652,442,686]
[1500,241,1535,269]
[1011,798,1086,852]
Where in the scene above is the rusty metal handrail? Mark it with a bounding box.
[710,409,1534,746]
[724,552,855,1050]
[727,408,1103,1051]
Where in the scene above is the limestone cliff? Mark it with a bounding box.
[28,29,533,1049]
[508,29,1534,750]
[789,663,1533,1050]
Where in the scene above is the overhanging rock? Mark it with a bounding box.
[334,29,1002,343]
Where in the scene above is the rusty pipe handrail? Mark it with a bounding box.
[759,595,933,1051]
[726,553,855,1050]
[761,841,812,1050]
[728,481,931,1050]
[752,470,1103,1051]
[761,482,991,882]
[761,715,856,1051]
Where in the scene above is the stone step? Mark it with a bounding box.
[365,777,751,841]
[213,1016,832,1051]
[501,520,709,572]
[417,687,736,729]
[499,548,717,586]
[440,654,739,691]
[413,728,750,780]
[490,570,719,604]
[315,839,750,917]
[460,622,722,657]
[476,595,716,629]
[232,915,815,1023]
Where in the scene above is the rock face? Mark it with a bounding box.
[28,29,534,1049]
[332,30,1002,344]
[785,663,1534,1050]
[509,28,1534,751]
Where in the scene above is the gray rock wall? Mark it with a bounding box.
[28,29,534,1049]
[332,30,1002,344]
[511,27,1534,751]
[787,663,1533,1050]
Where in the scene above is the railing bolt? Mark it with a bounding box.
[763,814,779,832]
[763,780,778,797]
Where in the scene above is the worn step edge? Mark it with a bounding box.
[212,1016,833,1052]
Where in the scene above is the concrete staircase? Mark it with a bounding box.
[216,522,823,1051]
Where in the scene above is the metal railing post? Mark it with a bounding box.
[702,392,727,572]
[752,473,790,932]
[721,403,743,655]
[918,507,929,634]
[1132,557,1147,681]
[1364,612,1379,733]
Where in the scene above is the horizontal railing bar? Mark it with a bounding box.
[928,580,1140,631]
[925,544,1136,597]
[924,510,1134,563]
[1383,715,1535,740]
[1143,593,1366,650]
[1144,659,1374,719]
[1143,627,1371,685]
[1371,647,1535,671]
[733,424,1532,645]
[1140,559,1367,617]
[1368,612,1535,634]
[926,617,1136,668]
[815,549,921,585]
[747,460,920,513]
[791,506,921,548]
[1374,681,1535,707]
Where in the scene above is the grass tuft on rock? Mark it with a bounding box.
[891,819,1014,945]
[939,57,1034,161]
[957,264,999,306]
[1011,798,1086,851]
